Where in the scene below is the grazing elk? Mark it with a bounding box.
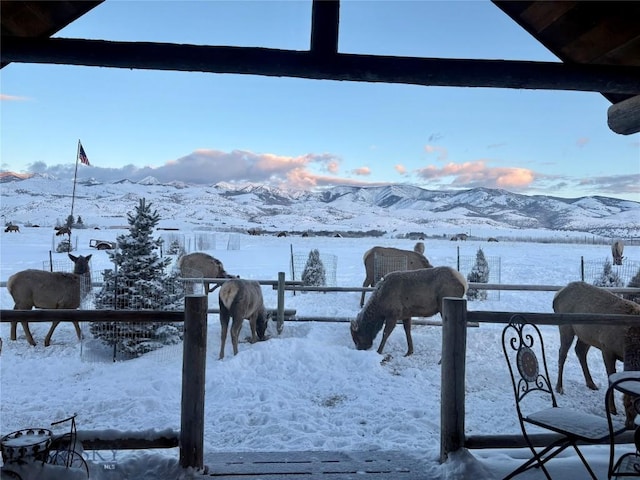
[612,239,624,266]
[8,253,92,346]
[178,252,235,294]
[554,281,640,416]
[55,226,71,236]
[360,242,432,307]
[4,225,19,233]
[351,266,467,356]
[218,279,270,359]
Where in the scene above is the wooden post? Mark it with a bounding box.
[277,271,285,334]
[180,294,208,470]
[440,297,468,463]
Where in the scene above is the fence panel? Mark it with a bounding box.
[456,255,501,301]
[290,253,338,287]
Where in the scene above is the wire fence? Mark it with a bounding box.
[290,252,338,287]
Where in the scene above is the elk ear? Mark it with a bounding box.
[350,319,359,332]
[68,253,78,262]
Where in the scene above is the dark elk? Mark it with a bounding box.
[218,279,270,359]
[4,225,19,233]
[178,252,235,294]
[55,226,71,236]
[554,281,640,421]
[7,253,92,346]
[360,242,431,307]
[612,239,624,266]
[351,267,467,356]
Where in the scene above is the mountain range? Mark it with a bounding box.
[1,173,638,238]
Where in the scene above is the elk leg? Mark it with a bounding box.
[12,319,36,346]
[574,339,598,390]
[219,311,230,360]
[376,317,397,355]
[248,316,258,344]
[72,321,83,341]
[556,326,574,394]
[44,321,60,347]
[402,318,413,357]
[230,317,244,356]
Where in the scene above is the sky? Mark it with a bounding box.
[2,228,639,479]
[1,0,639,202]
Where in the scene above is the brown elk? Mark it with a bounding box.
[351,267,467,356]
[360,242,432,307]
[218,279,270,359]
[7,253,92,346]
[554,281,640,416]
[612,239,624,266]
[4,225,19,233]
[55,226,71,236]
[178,252,235,294]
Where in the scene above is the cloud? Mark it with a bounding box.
[424,144,448,161]
[415,160,536,190]
[0,94,30,101]
[577,173,640,197]
[576,137,589,148]
[352,167,371,176]
[395,164,407,175]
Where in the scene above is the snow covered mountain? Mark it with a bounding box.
[1,174,638,238]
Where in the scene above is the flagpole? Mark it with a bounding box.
[70,139,81,223]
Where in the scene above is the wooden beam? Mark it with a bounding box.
[2,37,640,94]
[608,94,640,135]
[310,0,340,56]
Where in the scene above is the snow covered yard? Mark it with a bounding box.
[1,228,638,479]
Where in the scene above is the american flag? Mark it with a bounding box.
[78,142,90,166]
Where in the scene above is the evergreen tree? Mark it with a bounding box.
[92,198,184,358]
[593,259,624,288]
[301,249,326,289]
[76,216,84,227]
[624,268,640,304]
[65,214,74,229]
[466,247,489,301]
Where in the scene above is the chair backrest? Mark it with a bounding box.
[502,314,558,420]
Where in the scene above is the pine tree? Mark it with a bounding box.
[593,259,624,288]
[301,249,326,289]
[91,198,184,358]
[467,247,489,301]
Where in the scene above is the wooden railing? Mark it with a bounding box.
[2,277,640,469]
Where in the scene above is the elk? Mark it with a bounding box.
[178,252,235,294]
[7,253,92,346]
[218,279,270,359]
[351,267,467,356]
[4,225,19,233]
[554,281,640,416]
[360,242,432,307]
[612,239,624,266]
[55,226,71,236]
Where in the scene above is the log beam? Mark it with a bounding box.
[2,37,640,95]
[608,94,640,135]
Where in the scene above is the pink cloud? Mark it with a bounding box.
[352,167,371,176]
[424,144,448,161]
[576,137,589,148]
[0,94,30,101]
[395,164,407,175]
[415,160,536,190]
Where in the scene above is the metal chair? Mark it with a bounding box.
[607,373,640,479]
[502,314,627,480]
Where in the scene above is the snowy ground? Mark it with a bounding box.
[1,228,638,479]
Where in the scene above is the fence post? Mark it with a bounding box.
[581,256,585,281]
[180,294,208,470]
[440,297,468,463]
[277,271,285,334]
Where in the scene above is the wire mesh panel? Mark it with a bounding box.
[290,253,337,287]
[582,258,640,287]
[227,234,241,251]
[373,254,408,284]
[456,255,501,301]
[81,275,185,363]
